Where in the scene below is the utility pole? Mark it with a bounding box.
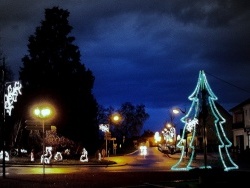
[201,89,208,169]
[1,57,6,178]
[0,58,22,178]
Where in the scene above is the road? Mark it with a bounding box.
[0,147,249,187]
[2,147,177,175]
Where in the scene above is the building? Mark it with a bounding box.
[193,102,233,152]
[173,102,233,153]
[230,98,250,153]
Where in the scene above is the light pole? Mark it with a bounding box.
[201,89,208,169]
[100,113,122,156]
[33,107,51,176]
[109,113,122,155]
[1,57,22,178]
[172,107,187,157]
[1,57,6,178]
[163,123,176,154]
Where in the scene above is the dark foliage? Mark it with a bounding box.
[98,102,150,143]
[12,7,99,154]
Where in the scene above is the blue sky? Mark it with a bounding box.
[0,0,250,133]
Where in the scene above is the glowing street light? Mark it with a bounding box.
[33,106,52,176]
[110,113,122,154]
[110,113,122,124]
[173,108,186,115]
[162,123,176,153]
[34,108,51,118]
[100,112,122,156]
[172,107,188,157]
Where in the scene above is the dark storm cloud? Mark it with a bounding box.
[0,0,249,132]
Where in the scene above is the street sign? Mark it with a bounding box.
[25,125,52,131]
[25,120,55,130]
[25,120,51,126]
[104,132,111,140]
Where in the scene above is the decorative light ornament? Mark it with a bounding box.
[171,70,238,172]
[4,81,22,116]
[186,118,198,132]
[154,131,161,143]
[99,124,109,132]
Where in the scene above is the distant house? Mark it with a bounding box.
[194,102,233,152]
[165,102,233,153]
[213,102,233,143]
[229,98,250,153]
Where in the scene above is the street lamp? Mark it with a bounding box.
[162,123,176,154]
[100,112,122,156]
[110,113,122,155]
[110,113,122,124]
[173,108,186,115]
[172,107,188,157]
[33,106,52,176]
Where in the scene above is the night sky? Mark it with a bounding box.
[1,1,250,133]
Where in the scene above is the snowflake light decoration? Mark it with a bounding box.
[4,81,22,116]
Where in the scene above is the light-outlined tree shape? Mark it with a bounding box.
[171,70,238,171]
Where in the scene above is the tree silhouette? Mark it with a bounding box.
[97,102,149,146]
[116,102,149,139]
[13,7,99,154]
[171,70,238,171]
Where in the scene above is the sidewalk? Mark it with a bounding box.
[0,157,118,167]
[163,151,249,171]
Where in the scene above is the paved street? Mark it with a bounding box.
[0,168,249,187]
[0,147,249,187]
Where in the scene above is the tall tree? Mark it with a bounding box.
[14,7,99,154]
[114,102,149,140]
[97,103,149,145]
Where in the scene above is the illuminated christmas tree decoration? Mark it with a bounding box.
[4,81,22,116]
[171,70,238,171]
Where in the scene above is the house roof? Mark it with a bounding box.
[215,101,232,117]
[229,98,250,112]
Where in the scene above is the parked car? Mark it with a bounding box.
[158,144,176,155]
[9,148,28,157]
